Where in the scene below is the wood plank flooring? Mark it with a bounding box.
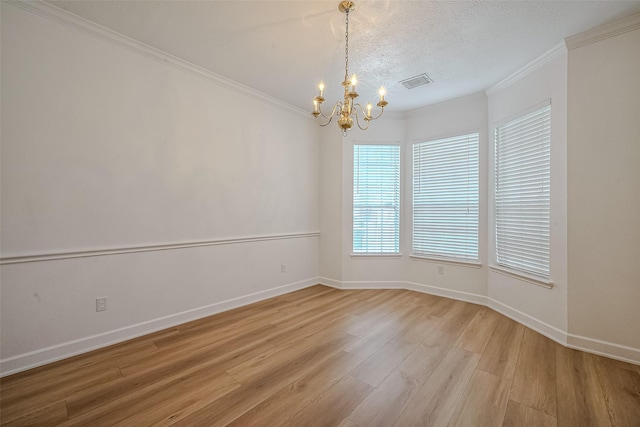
[2,285,639,426]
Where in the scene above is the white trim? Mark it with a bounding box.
[486,297,566,345]
[409,256,482,268]
[3,0,308,117]
[565,12,640,50]
[0,277,320,377]
[486,43,566,95]
[493,98,552,130]
[410,127,483,146]
[0,232,320,265]
[489,265,553,289]
[4,278,638,374]
[404,281,487,306]
[567,334,640,366]
[318,278,639,365]
[351,140,402,146]
[337,280,407,290]
[318,277,343,290]
[350,254,402,258]
[319,278,486,306]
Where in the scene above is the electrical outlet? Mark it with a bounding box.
[438,266,445,275]
[281,264,286,273]
[96,297,107,312]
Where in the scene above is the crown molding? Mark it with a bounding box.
[486,42,567,96]
[4,0,309,117]
[565,12,640,50]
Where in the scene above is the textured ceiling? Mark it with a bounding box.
[48,0,640,112]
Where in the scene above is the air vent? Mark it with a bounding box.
[400,73,433,89]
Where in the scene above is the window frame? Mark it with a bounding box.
[411,132,480,264]
[493,101,552,285]
[352,143,401,255]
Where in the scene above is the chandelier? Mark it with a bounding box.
[312,1,388,134]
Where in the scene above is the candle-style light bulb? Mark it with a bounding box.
[379,86,386,101]
[367,102,372,117]
[318,81,325,97]
[350,74,358,92]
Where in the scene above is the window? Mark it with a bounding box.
[413,133,479,261]
[495,103,551,279]
[353,144,400,254]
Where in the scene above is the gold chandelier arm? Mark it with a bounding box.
[314,102,342,126]
[352,108,371,131]
[319,101,342,120]
[316,117,335,127]
[353,102,385,124]
[354,112,371,131]
[368,107,385,121]
[352,102,367,118]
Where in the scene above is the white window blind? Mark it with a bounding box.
[495,104,551,279]
[353,144,400,254]
[413,133,479,261]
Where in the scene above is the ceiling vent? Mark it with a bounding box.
[400,73,433,89]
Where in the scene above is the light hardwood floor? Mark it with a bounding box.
[2,285,639,426]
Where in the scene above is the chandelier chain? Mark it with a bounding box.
[344,9,349,83]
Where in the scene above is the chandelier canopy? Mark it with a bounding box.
[312,1,388,135]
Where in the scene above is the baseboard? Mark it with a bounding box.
[0,277,319,377]
[318,277,344,290]
[336,280,407,290]
[567,334,640,366]
[321,278,486,306]
[319,277,639,365]
[5,277,637,375]
[404,281,487,306]
[486,297,568,345]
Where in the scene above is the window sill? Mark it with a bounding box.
[409,255,482,268]
[351,253,402,258]
[489,265,553,289]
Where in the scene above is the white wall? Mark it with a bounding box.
[486,49,569,341]
[319,126,343,283]
[0,2,320,375]
[566,25,640,357]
